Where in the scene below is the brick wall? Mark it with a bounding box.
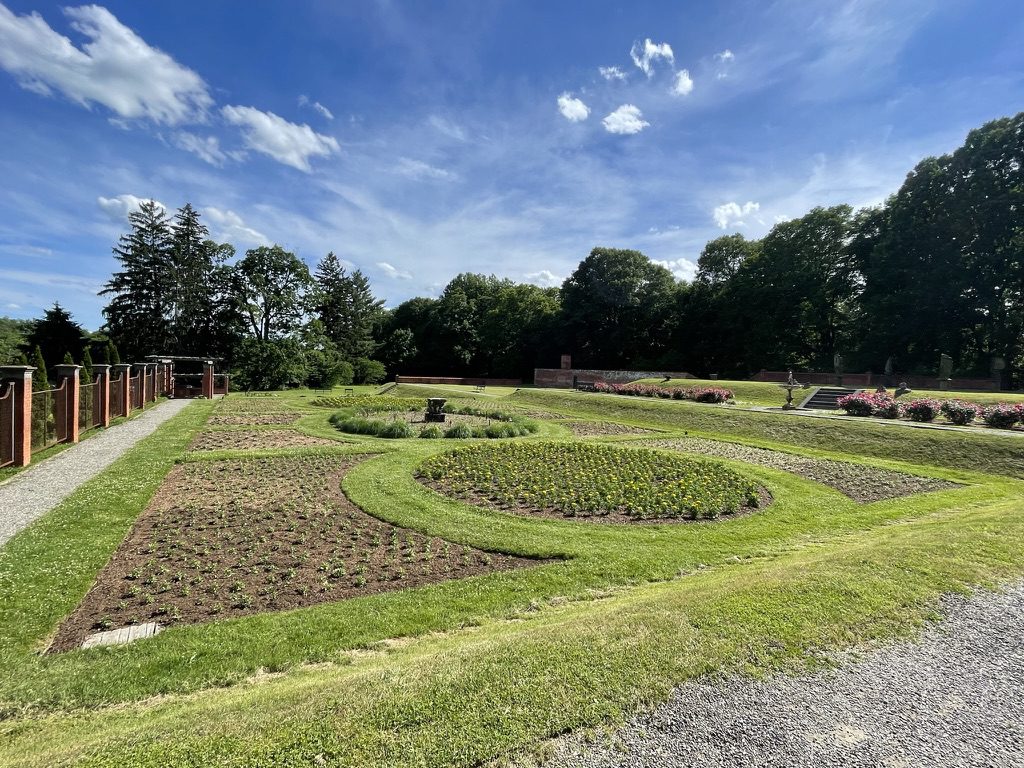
[533,369,694,388]
[395,376,522,387]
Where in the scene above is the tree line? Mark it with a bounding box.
[2,110,1020,388]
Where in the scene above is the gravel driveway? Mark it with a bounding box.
[543,582,1024,768]
[0,398,193,548]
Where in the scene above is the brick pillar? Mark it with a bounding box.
[93,364,111,428]
[114,364,132,417]
[146,363,157,402]
[135,363,149,407]
[55,364,82,444]
[202,361,215,399]
[0,365,34,467]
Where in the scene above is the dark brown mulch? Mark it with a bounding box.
[189,429,343,451]
[207,413,301,426]
[648,437,960,503]
[419,478,772,525]
[50,455,541,652]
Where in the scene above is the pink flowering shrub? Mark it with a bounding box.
[836,392,877,416]
[904,398,941,422]
[873,396,903,419]
[588,382,734,404]
[940,400,978,426]
[982,403,1020,429]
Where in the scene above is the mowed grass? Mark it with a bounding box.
[0,388,1022,765]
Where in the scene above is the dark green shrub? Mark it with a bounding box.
[378,420,414,438]
[418,425,444,439]
[444,423,474,439]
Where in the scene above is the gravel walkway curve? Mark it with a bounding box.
[544,582,1024,768]
[0,398,193,549]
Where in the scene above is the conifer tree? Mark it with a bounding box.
[31,345,48,390]
[81,347,94,381]
[101,200,175,359]
[169,203,219,352]
[311,253,383,362]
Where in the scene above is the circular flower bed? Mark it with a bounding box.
[328,399,539,440]
[418,442,762,522]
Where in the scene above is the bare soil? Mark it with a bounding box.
[189,429,345,451]
[560,421,661,437]
[51,455,541,651]
[208,413,301,426]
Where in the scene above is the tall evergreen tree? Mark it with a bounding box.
[31,345,48,390]
[101,200,175,359]
[22,303,87,373]
[168,203,213,351]
[311,253,383,361]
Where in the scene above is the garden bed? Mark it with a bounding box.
[560,421,661,438]
[418,442,764,523]
[50,455,539,652]
[208,413,301,426]
[648,438,959,503]
[189,429,343,451]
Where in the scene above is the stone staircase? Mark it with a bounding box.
[799,386,862,410]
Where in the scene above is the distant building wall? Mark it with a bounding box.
[533,369,694,388]
[395,376,522,386]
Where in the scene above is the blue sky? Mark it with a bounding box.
[0,0,1022,330]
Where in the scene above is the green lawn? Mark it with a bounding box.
[1,387,1022,766]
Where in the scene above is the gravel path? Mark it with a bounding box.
[0,398,193,549]
[544,582,1024,768]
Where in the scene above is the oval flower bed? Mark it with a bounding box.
[329,405,539,440]
[418,442,762,522]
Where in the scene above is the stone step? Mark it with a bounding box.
[799,387,861,410]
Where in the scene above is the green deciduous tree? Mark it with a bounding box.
[231,246,312,341]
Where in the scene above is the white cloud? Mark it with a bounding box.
[713,201,760,229]
[524,270,562,288]
[97,194,165,222]
[221,105,339,172]
[0,4,211,125]
[393,157,458,181]
[0,268,101,294]
[652,257,697,282]
[672,69,694,96]
[598,65,627,81]
[602,104,649,135]
[203,207,269,246]
[376,262,412,280]
[630,38,674,76]
[173,132,227,166]
[428,115,467,141]
[298,95,334,120]
[714,49,735,80]
[557,92,590,122]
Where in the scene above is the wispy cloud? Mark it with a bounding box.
[630,38,674,76]
[376,261,413,280]
[651,257,696,281]
[203,206,268,246]
[598,65,627,81]
[0,4,211,125]
[392,157,458,181]
[221,105,339,171]
[96,194,165,222]
[173,132,227,166]
[298,94,334,120]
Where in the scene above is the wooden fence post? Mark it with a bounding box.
[114,364,132,417]
[202,361,214,399]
